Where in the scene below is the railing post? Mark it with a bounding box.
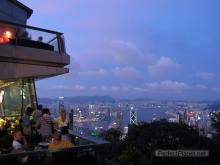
[57,34,65,54]
[56,34,61,54]
[20,80,24,116]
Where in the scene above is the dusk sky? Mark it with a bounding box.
[20,0,220,100]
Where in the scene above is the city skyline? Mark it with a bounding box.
[20,0,220,100]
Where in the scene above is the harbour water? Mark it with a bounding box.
[123,108,170,126]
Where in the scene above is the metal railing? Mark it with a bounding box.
[0,143,109,165]
[0,20,66,54]
[72,125,93,136]
[0,134,110,165]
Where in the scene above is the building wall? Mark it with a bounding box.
[0,0,29,24]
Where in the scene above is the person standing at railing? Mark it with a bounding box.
[36,108,54,142]
[55,109,69,135]
[32,105,42,124]
[31,105,43,145]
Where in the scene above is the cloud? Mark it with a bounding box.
[49,85,69,90]
[90,86,98,90]
[78,67,143,80]
[89,85,130,92]
[196,84,207,89]
[49,84,86,91]
[196,72,215,80]
[112,67,143,80]
[108,41,180,77]
[74,85,86,91]
[62,57,81,78]
[46,82,220,99]
[101,86,108,91]
[148,56,180,76]
[111,86,121,91]
[134,80,190,93]
[77,40,180,80]
[79,69,108,78]
[213,88,220,92]
[108,40,154,65]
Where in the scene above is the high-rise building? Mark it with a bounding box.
[130,106,137,125]
[58,96,65,111]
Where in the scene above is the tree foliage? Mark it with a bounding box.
[104,120,220,165]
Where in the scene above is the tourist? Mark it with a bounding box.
[12,130,27,152]
[32,105,42,124]
[21,107,33,144]
[55,109,69,134]
[11,130,29,163]
[31,105,43,145]
[36,108,54,142]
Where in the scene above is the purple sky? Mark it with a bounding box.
[20,0,220,100]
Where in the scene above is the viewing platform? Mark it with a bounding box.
[0,20,70,80]
[0,1,114,165]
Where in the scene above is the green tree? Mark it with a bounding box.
[103,128,122,143]
[108,120,214,165]
[102,128,123,162]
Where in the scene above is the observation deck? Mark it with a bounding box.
[0,20,70,80]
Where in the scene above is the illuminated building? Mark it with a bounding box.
[116,111,123,130]
[130,106,137,125]
[58,96,65,111]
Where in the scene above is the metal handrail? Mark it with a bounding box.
[0,143,108,159]
[0,20,63,35]
[0,20,66,53]
[0,132,110,164]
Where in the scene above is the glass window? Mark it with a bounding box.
[0,79,37,116]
